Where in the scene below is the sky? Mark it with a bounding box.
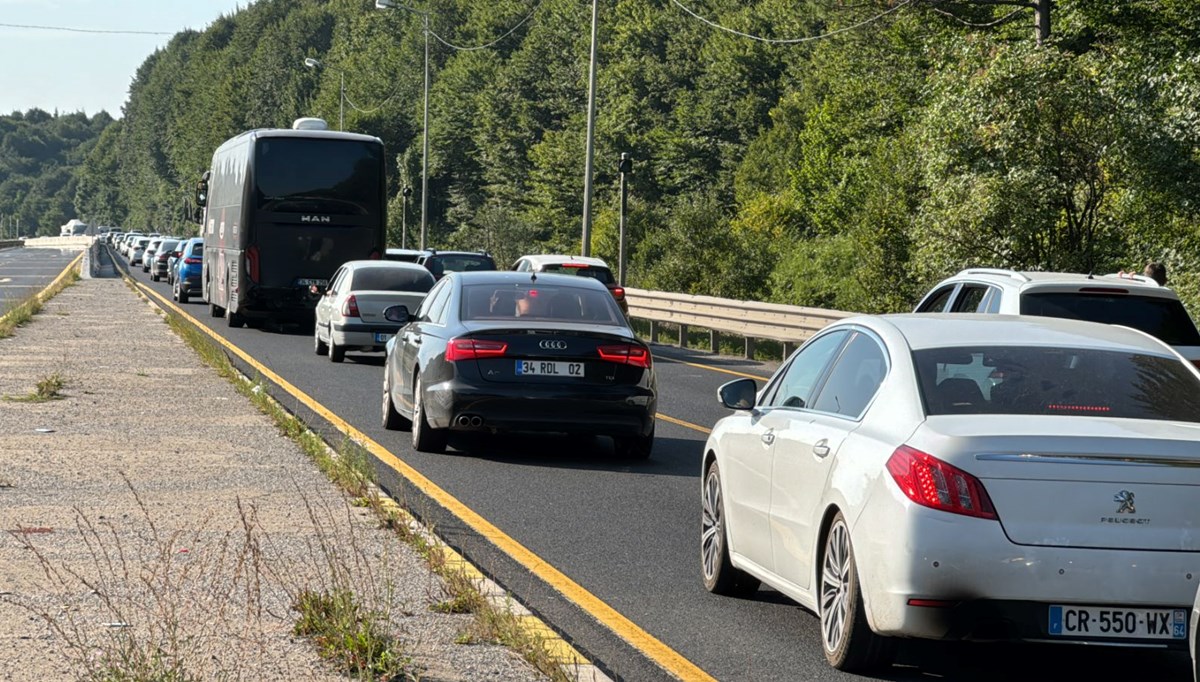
[0,0,249,117]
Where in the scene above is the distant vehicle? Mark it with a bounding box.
[172,238,204,304]
[314,260,435,363]
[382,271,656,456]
[511,254,628,314]
[59,219,89,236]
[915,268,1200,367]
[384,248,424,263]
[415,250,496,281]
[149,239,180,281]
[193,117,387,328]
[142,238,166,273]
[703,314,1200,673]
[129,237,151,265]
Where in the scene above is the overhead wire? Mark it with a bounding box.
[0,21,173,36]
[668,0,916,44]
[427,1,541,52]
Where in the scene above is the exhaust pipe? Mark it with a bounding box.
[469,416,483,428]
[455,415,471,427]
[454,415,484,428]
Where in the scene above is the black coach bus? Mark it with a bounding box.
[193,117,387,327]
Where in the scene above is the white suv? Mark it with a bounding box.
[915,268,1200,366]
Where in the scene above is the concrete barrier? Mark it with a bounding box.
[22,236,93,248]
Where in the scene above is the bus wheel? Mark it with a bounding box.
[210,303,224,318]
[227,308,245,329]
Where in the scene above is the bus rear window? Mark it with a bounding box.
[1020,292,1200,346]
[254,138,383,216]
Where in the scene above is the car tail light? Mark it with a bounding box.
[886,445,997,520]
[183,257,201,265]
[562,262,588,268]
[342,294,360,318]
[246,245,260,283]
[597,343,652,369]
[1191,360,1200,372]
[445,338,508,361]
[611,286,626,300]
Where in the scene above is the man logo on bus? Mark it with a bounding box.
[301,215,331,224]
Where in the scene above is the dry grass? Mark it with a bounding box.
[3,372,67,402]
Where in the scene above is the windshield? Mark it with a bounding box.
[462,283,624,325]
[914,345,1200,421]
[1020,292,1200,346]
[254,138,383,216]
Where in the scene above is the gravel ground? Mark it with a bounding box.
[0,276,545,682]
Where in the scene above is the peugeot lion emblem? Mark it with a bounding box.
[539,340,568,350]
[1114,490,1136,514]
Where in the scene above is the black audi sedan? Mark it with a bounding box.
[381,271,657,457]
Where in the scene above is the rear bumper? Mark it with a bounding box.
[331,322,403,352]
[424,378,656,437]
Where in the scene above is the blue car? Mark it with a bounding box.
[171,238,204,304]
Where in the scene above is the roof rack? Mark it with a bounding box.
[959,268,1031,282]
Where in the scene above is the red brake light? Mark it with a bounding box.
[561,262,588,268]
[886,445,997,520]
[445,338,508,361]
[1077,287,1127,294]
[597,343,652,369]
[369,249,381,260]
[611,286,625,300]
[342,294,360,318]
[246,245,260,283]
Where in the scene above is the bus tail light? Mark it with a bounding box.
[342,295,360,318]
[246,245,260,283]
[369,249,382,260]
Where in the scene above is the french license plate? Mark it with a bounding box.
[374,332,393,343]
[515,360,584,377]
[1047,605,1187,640]
[296,278,328,287]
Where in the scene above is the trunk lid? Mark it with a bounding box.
[459,324,647,387]
[915,415,1200,551]
[347,290,425,324]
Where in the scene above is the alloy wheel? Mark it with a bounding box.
[820,520,852,654]
[701,469,724,583]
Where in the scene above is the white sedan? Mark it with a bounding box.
[314,260,434,363]
[702,314,1200,673]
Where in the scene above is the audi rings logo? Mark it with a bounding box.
[539,340,568,350]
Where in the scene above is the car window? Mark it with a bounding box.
[761,331,848,409]
[951,285,992,313]
[1020,292,1200,346]
[350,266,434,293]
[914,345,1200,421]
[328,268,347,294]
[460,284,624,325]
[188,241,203,257]
[417,280,451,323]
[538,264,615,285]
[810,332,888,418]
[916,285,956,313]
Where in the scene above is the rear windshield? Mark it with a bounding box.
[350,267,434,293]
[914,345,1200,421]
[188,242,203,257]
[428,254,495,275]
[461,283,624,325]
[159,240,179,252]
[539,264,615,285]
[1021,292,1200,346]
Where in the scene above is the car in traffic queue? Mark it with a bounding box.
[142,237,168,273]
[149,239,180,281]
[129,237,152,266]
[511,254,629,314]
[314,260,435,363]
[915,268,1200,367]
[384,248,424,263]
[415,249,496,281]
[1193,583,1200,682]
[381,271,656,457]
[701,314,1200,673]
[171,238,204,304]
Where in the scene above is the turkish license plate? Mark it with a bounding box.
[295,278,328,287]
[515,360,584,377]
[1047,605,1187,640]
[374,332,393,343]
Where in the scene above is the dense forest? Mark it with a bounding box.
[8,0,1200,313]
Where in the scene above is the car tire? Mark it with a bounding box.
[411,375,446,453]
[328,335,345,363]
[382,373,408,430]
[314,326,329,356]
[177,281,189,304]
[150,272,159,282]
[171,280,180,302]
[701,460,761,598]
[820,512,895,672]
[614,424,654,460]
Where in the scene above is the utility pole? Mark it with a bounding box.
[421,12,430,251]
[402,185,412,249]
[617,152,632,287]
[580,0,600,257]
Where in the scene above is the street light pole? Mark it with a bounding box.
[402,186,412,249]
[303,57,345,131]
[580,0,599,257]
[375,0,431,251]
[618,152,632,287]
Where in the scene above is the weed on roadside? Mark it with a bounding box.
[3,372,67,402]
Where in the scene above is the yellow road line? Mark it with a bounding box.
[130,278,717,682]
[656,413,712,435]
[656,355,770,381]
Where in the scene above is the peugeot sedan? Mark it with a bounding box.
[702,314,1200,673]
[381,271,656,456]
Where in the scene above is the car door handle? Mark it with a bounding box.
[812,439,831,458]
[761,431,775,445]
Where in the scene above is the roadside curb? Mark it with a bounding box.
[0,252,83,328]
[113,259,616,682]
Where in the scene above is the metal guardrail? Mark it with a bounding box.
[624,287,853,359]
[0,239,22,250]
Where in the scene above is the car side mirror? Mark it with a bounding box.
[718,378,758,410]
[383,304,412,323]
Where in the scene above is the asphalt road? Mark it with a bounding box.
[0,246,81,309]
[115,246,1194,682]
